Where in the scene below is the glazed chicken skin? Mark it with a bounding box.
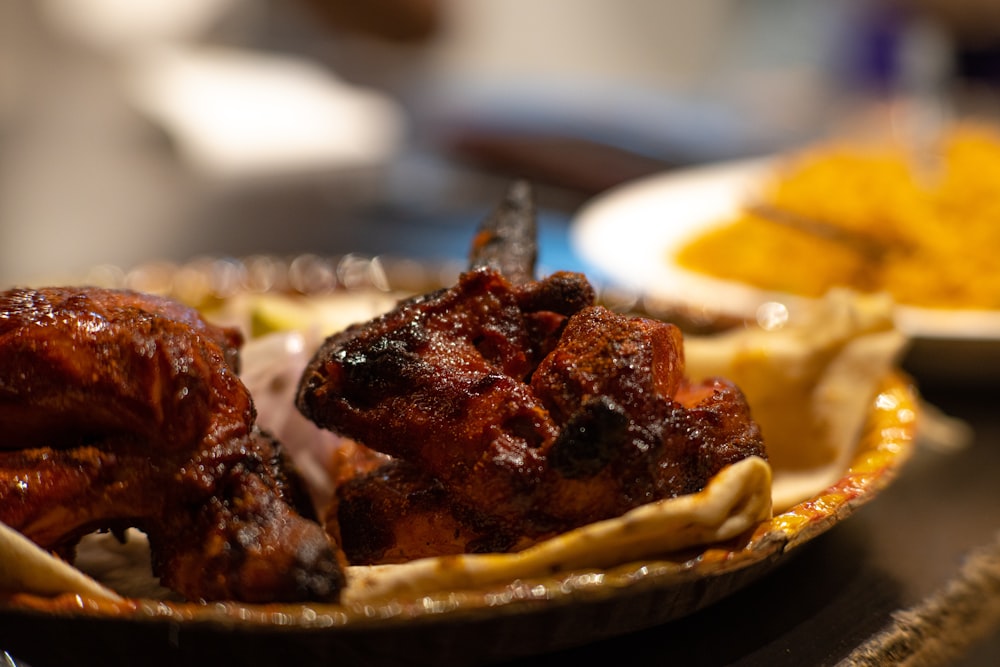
[0,287,344,602]
[299,270,765,563]
[297,181,767,565]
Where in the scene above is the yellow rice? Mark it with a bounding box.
[675,123,1000,309]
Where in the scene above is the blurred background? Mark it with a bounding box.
[1,0,997,285]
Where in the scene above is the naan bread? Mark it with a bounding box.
[0,520,120,602]
[685,289,909,511]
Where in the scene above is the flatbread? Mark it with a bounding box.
[684,289,909,511]
[343,455,772,603]
[0,520,120,601]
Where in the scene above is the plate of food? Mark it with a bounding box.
[570,123,1000,379]
[0,183,919,667]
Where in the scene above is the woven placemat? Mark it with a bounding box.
[841,530,1000,666]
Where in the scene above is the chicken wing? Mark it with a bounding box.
[0,286,344,602]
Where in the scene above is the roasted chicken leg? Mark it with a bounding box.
[0,287,344,602]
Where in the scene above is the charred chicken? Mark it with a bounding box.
[0,287,344,602]
[297,182,767,564]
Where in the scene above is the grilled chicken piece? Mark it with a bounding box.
[0,287,344,602]
[318,297,765,564]
[297,182,766,565]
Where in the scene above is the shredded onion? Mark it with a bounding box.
[232,290,403,512]
[240,330,348,511]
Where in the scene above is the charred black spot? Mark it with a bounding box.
[336,492,394,563]
[548,396,629,479]
[339,329,425,395]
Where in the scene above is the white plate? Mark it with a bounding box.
[571,159,1000,343]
